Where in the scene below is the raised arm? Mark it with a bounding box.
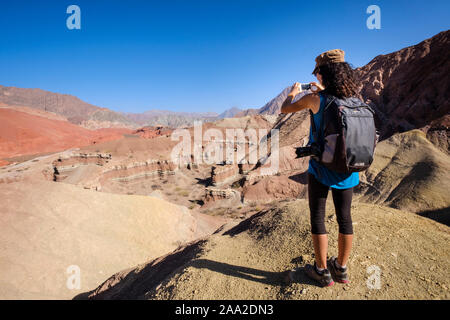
[280,82,323,114]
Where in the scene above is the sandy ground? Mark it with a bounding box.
[86,199,450,300]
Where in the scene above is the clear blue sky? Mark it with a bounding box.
[1,0,449,113]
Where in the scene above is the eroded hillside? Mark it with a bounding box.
[81,199,450,300]
[0,155,225,299]
[357,129,450,224]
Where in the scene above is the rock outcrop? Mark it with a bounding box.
[132,126,173,139]
[419,114,449,155]
[355,30,450,142]
[51,152,111,184]
[204,187,240,201]
[102,160,178,182]
[53,152,111,169]
[210,165,240,186]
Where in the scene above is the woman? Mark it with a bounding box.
[281,49,359,287]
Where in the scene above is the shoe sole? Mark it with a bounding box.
[336,279,349,284]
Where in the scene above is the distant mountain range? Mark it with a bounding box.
[217,107,243,119]
[0,86,252,129]
[0,85,136,129]
[123,109,219,128]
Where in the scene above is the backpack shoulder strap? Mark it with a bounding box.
[310,93,336,144]
[323,95,336,112]
[317,94,336,142]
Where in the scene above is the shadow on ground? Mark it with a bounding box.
[417,206,450,226]
[190,259,321,288]
[288,171,308,185]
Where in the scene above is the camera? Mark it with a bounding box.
[300,83,311,90]
[295,143,321,158]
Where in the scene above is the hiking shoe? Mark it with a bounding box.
[304,263,334,287]
[328,256,349,284]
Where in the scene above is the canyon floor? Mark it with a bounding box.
[0,153,226,299]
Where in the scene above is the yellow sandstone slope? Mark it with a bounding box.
[358,129,450,224]
[0,175,223,299]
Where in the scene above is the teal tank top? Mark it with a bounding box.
[307,93,360,189]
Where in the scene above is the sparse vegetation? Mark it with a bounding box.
[179,191,189,197]
[172,240,184,248]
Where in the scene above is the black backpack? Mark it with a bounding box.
[309,93,378,173]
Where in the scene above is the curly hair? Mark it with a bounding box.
[316,62,358,99]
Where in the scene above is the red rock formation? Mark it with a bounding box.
[204,187,241,202]
[0,108,131,160]
[101,160,178,182]
[242,173,308,203]
[202,187,242,209]
[211,164,240,186]
[133,126,173,139]
[239,163,255,174]
[419,114,449,154]
[51,153,112,182]
[355,30,450,142]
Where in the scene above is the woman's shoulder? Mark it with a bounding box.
[304,93,321,114]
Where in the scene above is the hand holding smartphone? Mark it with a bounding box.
[300,83,311,90]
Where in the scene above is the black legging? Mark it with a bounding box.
[308,173,354,235]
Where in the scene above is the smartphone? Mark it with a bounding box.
[301,83,311,90]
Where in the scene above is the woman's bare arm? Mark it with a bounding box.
[280,82,323,114]
[281,93,320,114]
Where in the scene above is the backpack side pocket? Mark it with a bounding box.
[321,133,339,164]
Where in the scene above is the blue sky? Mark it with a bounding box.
[0,0,449,114]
